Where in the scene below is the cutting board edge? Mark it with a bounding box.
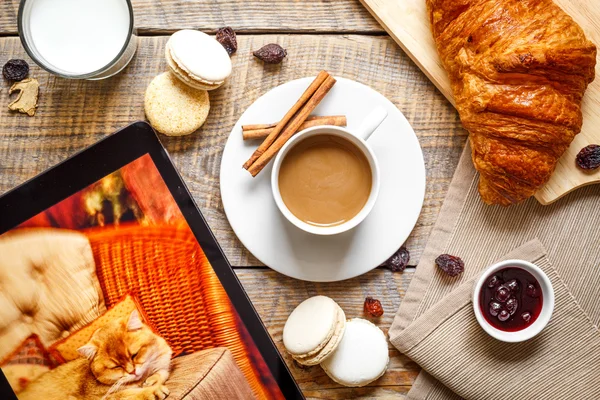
[358,0,455,106]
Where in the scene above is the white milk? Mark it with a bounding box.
[27,0,131,75]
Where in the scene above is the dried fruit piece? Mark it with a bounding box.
[216,27,237,55]
[385,246,410,272]
[364,296,384,317]
[521,312,532,323]
[8,78,39,116]
[576,144,600,170]
[435,254,464,277]
[253,43,287,64]
[3,59,29,81]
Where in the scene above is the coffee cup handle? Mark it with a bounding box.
[355,106,388,141]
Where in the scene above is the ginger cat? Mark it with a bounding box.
[19,310,172,400]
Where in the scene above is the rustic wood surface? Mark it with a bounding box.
[236,268,419,399]
[0,35,467,267]
[0,3,466,398]
[1,0,383,35]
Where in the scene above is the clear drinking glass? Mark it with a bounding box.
[18,0,137,80]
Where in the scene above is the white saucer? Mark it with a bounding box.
[220,77,425,282]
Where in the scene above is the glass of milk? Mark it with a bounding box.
[18,0,137,80]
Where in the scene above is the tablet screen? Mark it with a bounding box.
[0,151,289,399]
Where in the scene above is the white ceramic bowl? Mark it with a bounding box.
[472,259,554,343]
[271,125,380,235]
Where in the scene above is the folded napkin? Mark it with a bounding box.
[389,144,600,400]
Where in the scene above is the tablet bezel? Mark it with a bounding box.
[0,121,303,400]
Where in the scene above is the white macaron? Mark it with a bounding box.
[165,29,232,91]
[283,296,346,366]
[320,318,389,387]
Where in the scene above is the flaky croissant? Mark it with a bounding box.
[427,0,596,205]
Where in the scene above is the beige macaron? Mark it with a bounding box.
[144,71,210,136]
[165,29,232,91]
[283,296,346,366]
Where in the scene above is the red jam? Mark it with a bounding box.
[479,267,543,332]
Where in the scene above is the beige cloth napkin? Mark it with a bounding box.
[389,144,600,400]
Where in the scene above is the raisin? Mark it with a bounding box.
[576,144,600,170]
[364,296,384,317]
[435,254,464,277]
[216,27,237,56]
[3,59,29,81]
[384,246,410,272]
[253,43,287,64]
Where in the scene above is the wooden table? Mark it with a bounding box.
[0,1,466,398]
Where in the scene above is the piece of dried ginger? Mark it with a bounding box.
[8,78,39,116]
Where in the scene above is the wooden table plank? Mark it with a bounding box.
[0,34,466,266]
[1,0,382,35]
[235,267,419,399]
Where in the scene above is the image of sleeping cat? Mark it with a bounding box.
[19,310,173,400]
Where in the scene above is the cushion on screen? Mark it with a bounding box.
[0,334,58,393]
[0,229,106,361]
[48,294,153,362]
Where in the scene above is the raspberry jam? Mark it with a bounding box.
[479,267,543,332]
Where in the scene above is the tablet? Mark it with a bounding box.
[0,122,303,400]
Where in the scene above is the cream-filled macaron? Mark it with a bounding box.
[283,296,345,365]
[292,304,346,366]
[166,30,232,91]
[321,318,389,387]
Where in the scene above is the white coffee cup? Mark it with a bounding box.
[271,107,387,235]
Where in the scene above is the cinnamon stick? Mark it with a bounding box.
[242,115,346,140]
[242,115,324,131]
[247,75,337,177]
[243,71,330,170]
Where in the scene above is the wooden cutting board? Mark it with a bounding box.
[360,0,600,205]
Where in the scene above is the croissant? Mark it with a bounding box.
[427,0,596,205]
